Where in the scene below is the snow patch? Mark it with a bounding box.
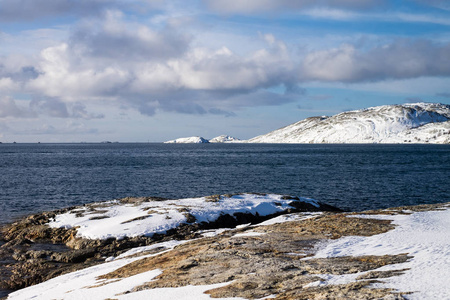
[311,208,450,299]
[48,194,314,240]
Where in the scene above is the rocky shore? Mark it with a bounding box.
[1,195,449,299]
[0,193,339,297]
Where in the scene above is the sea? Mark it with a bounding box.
[0,143,449,225]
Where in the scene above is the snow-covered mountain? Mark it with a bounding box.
[248,103,450,144]
[164,136,210,144]
[209,135,241,143]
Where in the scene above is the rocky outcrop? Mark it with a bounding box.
[99,202,449,299]
[0,194,340,294]
[2,199,448,299]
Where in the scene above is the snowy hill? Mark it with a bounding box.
[164,135,240,143]
[209,135,241,143]
[164,136,210,144]
[248,103,450,144]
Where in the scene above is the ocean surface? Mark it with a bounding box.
[0,143,449,225]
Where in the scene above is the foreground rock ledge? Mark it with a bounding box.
[0,193,339,293]
[99,202,449,299]
[2,199,449,299]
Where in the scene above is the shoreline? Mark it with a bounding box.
[0,193,339,297]
[1,196,449,299]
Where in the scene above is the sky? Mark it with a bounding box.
[1,0,450,142]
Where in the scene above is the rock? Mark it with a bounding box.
[3,199,445,298]
[99,203,443,299]
[50,248,97,263]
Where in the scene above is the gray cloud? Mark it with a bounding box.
[208,108,236,117]
[70,15,191,61]
[27,34,450,118]
[0,96,36,118]
[0,0,166,23]
[4,5,450,121]
[0,65,40,82]
[301,39,450,82]
[204,0,384,14]
[30,98,104,119]
[0,0,118,22]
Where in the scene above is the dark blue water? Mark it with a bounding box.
[1,143,449,225]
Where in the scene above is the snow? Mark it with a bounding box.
[248,103,450,144]
[113,240,187,260]
[310,207,450,299]
[255,212,322,226]
[8,203,450,299]
[209,135,241,143]
[164,136,209,143]
[115,283,245,300]
[232,231,265,237]
[48,193,317,240]
[164,135,241,143]
[7,247,165,300]
[7,239,243,300]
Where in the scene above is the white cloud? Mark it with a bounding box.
[301,8,359,20]
[23,21,298,116]
[2,5,450,121]
[0,77,18,91]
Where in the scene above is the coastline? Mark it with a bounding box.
[1,196,449,299]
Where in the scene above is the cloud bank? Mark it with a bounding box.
[0,0,449,122]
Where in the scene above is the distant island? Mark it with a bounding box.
[165,103,450,144]
[164,135,241,144]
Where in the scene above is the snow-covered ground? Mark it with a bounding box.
[7,239,243,300]
[48,193,319,240]
[7,205,450,299]
[248,103,450,144]
[310,206,450,299]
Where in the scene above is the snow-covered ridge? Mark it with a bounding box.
[209,135,241,143]
[164,135,240,143]
[248,102,450,144]
[48,193,321,240]
[164,136,209,144]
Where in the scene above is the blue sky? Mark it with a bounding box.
[1,0,450,142]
